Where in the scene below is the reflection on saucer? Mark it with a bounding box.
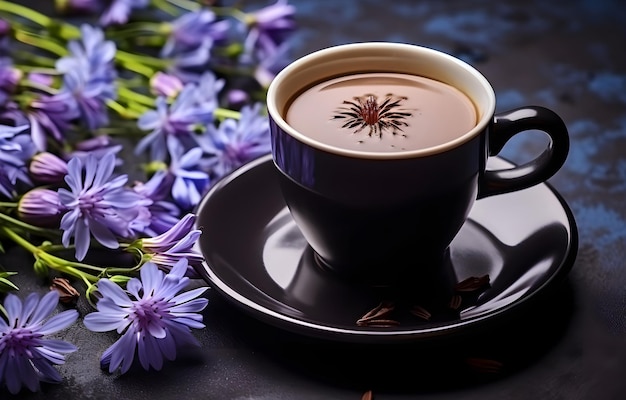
[262,208,305,289]
[196,154,578,343]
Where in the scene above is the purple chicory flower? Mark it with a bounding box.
[58,151,152,261]
[0,57,22,106]
[61,70,113,131]
[0,124,35,198]
[83,259,208,374]
[56,24,117,130]
[248,0,297,37]
[0,123,28,147]
[100,0,149,26]
[0,291,78,395]
[197,102,271,179]
[161,9,229,58]
[132,170,181,236]
[136,83,216,161]
[253,39,292,87]
[192,71,224,111]
[168,140,210,211]
[167,38,214,82]
[240,0,296,86]
[57,24,117,82]
[137,213,204,275]
[243,0,296,60]
[26,91,79,151]
[18,188,67,227]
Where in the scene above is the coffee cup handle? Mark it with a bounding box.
[477,106,569,199]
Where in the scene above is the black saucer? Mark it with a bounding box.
[195,154,578,344]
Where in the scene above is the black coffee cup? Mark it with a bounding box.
[266,43,569,286]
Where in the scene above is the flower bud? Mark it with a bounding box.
[18,188,67,228]
[50,277,80,305]
[0,65,22,95]
[33,259,50,278]
[27,72,54,87]
[108,275,131,285]
[226,89,249,110]
[29,152,68,184]
[150,72,183,98]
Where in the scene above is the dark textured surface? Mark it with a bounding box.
[4,0,626,399]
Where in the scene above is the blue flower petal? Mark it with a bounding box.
[171,288,208,306]
[106,328,137,374]
[4,293,21,326]
[38,339,78,355]
[138,333,164,370]
[84,311,128,333]
[39,309,78,335]
[29,291,59,326]
[156,330,177,361]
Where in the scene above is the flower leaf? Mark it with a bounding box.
[0,272,19,293]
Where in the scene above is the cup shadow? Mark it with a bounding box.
[211,219,576,393]
[213,278,574,394]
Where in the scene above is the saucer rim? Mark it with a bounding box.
[195,154,579,343]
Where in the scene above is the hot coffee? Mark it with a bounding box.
[268,42,569,286]
[285,72,477,153]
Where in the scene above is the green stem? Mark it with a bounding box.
[106,21,170,39]
[118,86,156,107]
[125,101,151,116]
[210,6,250,24]
[114,52,161,79]
[116,50,169,69]
[0,202,17,208]
[102,264,143,276]
[12,53,57,68]
[0,2,79,38]
[116,60,155,79]
[58,265,99,283]
[0,212,60,237]
[19,80,60,95]
[37,243,70,253]
[0,226,100,283]
[117,76,149,88]
[214,107,241,121]
[0,2,52,27]
[107,99,142,119]
[80,275,93,288]
[152,0,183,16]
[13,65,59,75]
[14,31,68,57]
[162,0,201,12]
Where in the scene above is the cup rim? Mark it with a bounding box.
[267,42,497,159]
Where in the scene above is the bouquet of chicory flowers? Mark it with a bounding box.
[0,0,296,394]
